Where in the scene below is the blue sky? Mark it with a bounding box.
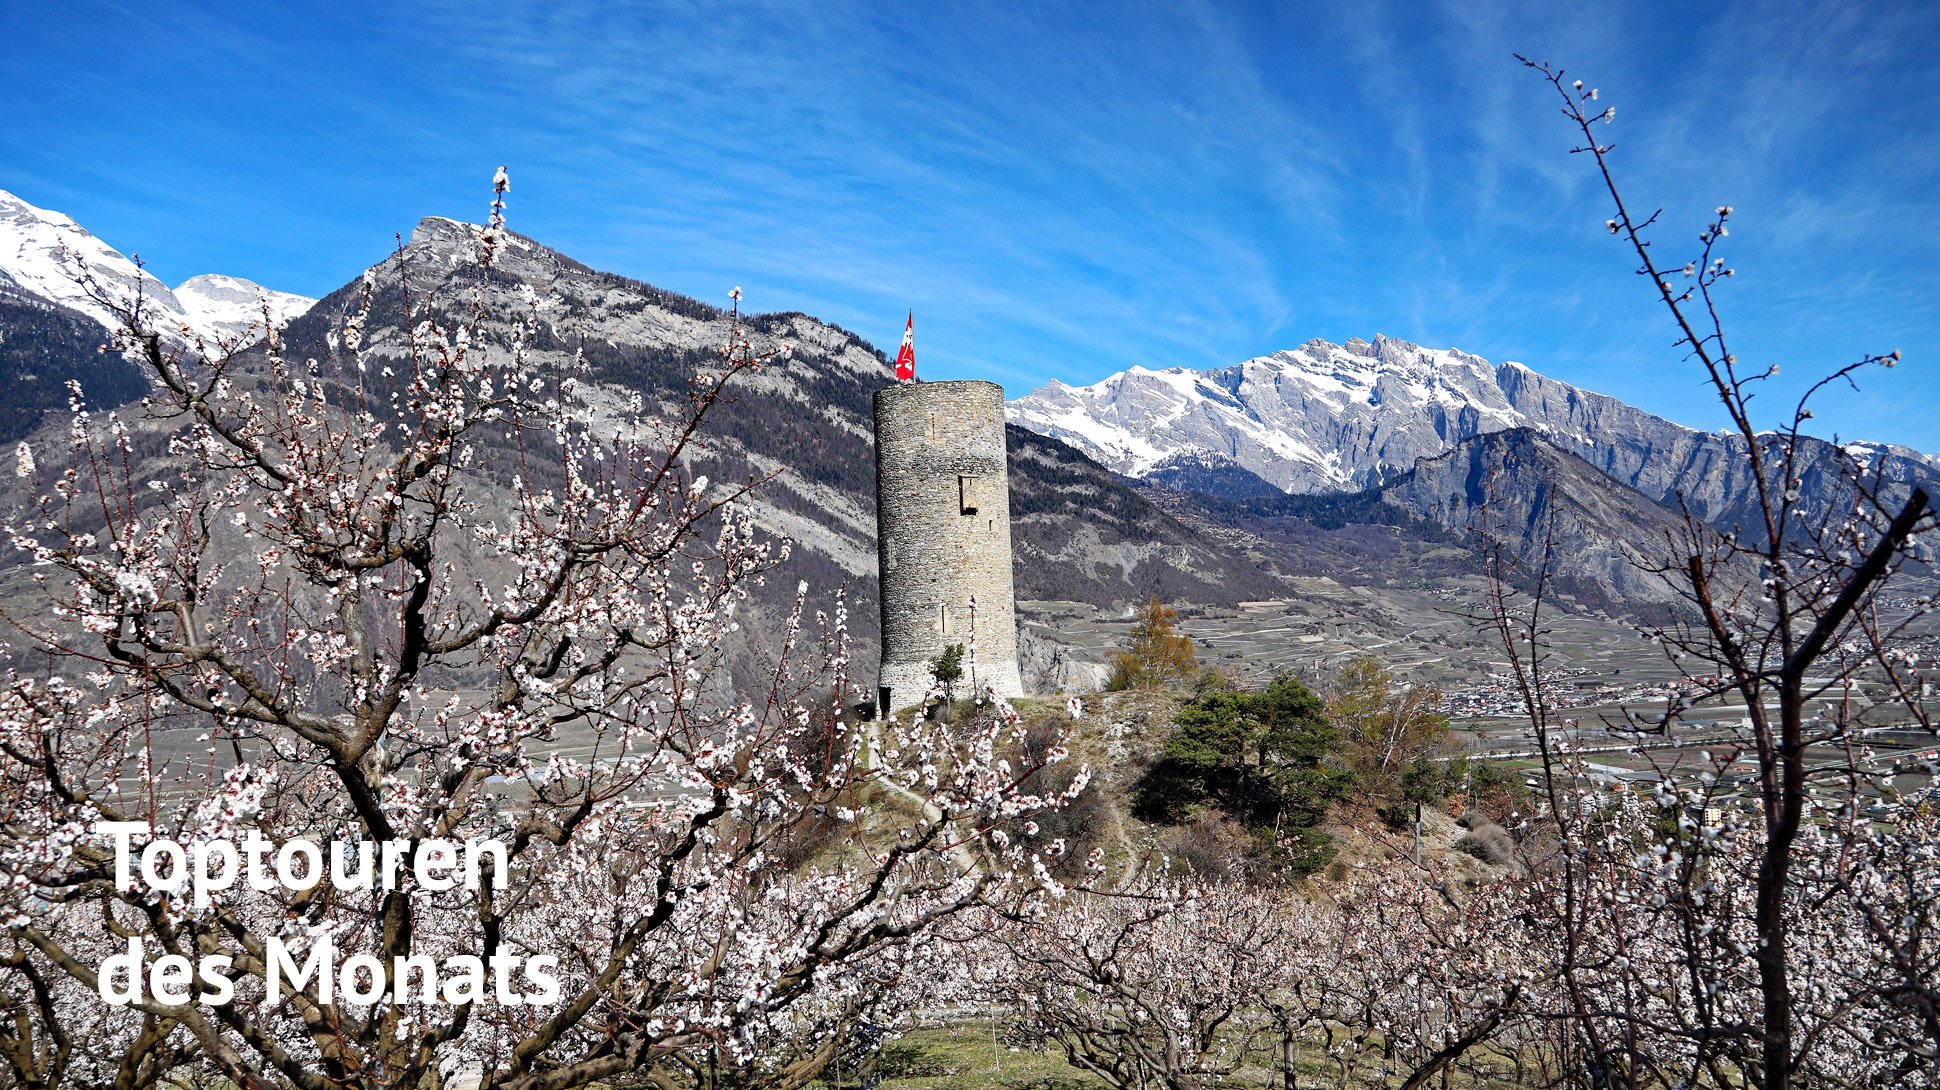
[5,1,1937,449]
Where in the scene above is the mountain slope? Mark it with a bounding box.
[1008,334,1938,537]
[1141,451,1284,499]
[1008,426,1285,606]
[0,280,148,444]
[1377,428,1690,605]
[1157,427,1697,610]
[264,217,1303,654]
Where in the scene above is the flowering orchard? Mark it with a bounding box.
[935,870,1536,1090]
[923,797,1934,1090]
[0,173,1087,1090]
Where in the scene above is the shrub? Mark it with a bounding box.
[1168,815,1242,879]
[1463,758,1534,824]
[1399,754,1531,827]
[1455,813,1517,867]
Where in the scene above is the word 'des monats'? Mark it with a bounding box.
[94,822,560,1008]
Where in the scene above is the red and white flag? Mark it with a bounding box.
[894,311,915,381]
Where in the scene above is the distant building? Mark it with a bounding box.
[873,380,1025,713]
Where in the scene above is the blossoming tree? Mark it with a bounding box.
[1476,60,1940,1090]
[0,173,1086,1090]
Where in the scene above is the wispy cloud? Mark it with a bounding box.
[2,0,1935,447]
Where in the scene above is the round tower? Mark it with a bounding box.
[874,380,1025,712]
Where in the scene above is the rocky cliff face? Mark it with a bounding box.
[1008,334,1939,540]
[1489,363,1929,539]
[1149,426,1698,612]
[1375,428,1692,605]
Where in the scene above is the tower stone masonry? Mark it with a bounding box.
[873,379,1025,712]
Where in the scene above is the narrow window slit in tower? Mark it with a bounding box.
[959,475,979,516]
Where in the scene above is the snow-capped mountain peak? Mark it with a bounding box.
[174,274,315,343]
[0,188,192,338]
[1006,334,1938,538]
[0,189,312,347]
[1006,334,1546,493]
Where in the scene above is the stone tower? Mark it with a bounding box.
[874,379,1025,712]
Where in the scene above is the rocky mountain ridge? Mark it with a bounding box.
[1008,334,1938,537]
